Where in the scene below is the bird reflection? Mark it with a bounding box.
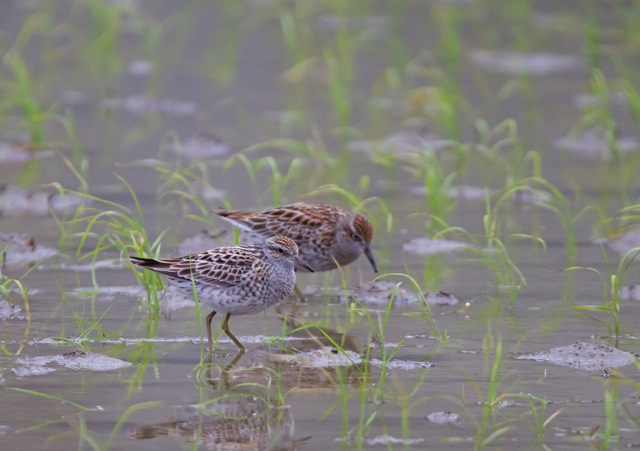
[131,312,362,449]
[131,396,304,450]
[203,313,363,391]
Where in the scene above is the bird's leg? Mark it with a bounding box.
[226,349,246,369]
[221,313,245,350]
[206,311,217,350]
[294,285,306,303]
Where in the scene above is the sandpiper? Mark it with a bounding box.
[215,203,378,277]
[130,236,314,349]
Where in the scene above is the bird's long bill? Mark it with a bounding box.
[294,256,315,273]
[364,246,378,273]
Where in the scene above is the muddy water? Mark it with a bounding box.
[2,1,640,449]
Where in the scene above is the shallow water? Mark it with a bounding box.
[1,0,640,449]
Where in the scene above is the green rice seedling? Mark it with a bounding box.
[349,346,376,445]
[224,153,305,208]
[50,149,90,193]
[302,282,433,445]
[144,159,227,233]
[202,2,246,84]
[477,391,563,446]
[7,5,55,64]
[601,382,620,450]
[474,119,537,190]
[573,71,631,187]
[73,0,128,84]
[568,242,639,345]
[0,252,30,318]
[386,368,432,445]
[283,303,372,443]
[520,395,564,444]
[416,151,458,234]
[186,273,231,363]
[567,70,640,206]
[348,390,375,446]
[480,196,530,305]
[230,134,351,192]
[334,282,438,442]
[470,334,514,448]
[500,0,535,51]
[4,387,91,435]
[419,254,454,293]
[318,362,370,446]
[275,2,319,128]
[434,4,462,73]
[377,272,442,342]
[620,76,640,127]
[479,0,539,113]
[277,3,313,70]
[433,196,539,307]
[57,110,87,171]
[59,176,165,309]
[5,387,89,410]
[261,156,301,208]
[615,364,640,436]
[366,65,406,135]
[124,336,159,395]
[238,135,339,171]
[579,70,615,131]
[584,18,602,70]
[615,203,640,227]
[4,51,50,147]
[61,0,165,100]
[2,10,57,142]
[0,253,34,356]
[356,284,404,397]
[405,60,475,140]
[51,305,112,351]
[494,176,602,268]
[324,48,352,128]
[322,0,361,128]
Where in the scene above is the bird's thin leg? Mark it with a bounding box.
[294,285,306,303]
[206,311,217,350]
[221,313,245,350]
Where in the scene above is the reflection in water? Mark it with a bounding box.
[131,396,302,450]
[203,312,363,390]
[139,320,364,449]
[157,322,364,449]
[276,309,361,353]
[205,347,363,392]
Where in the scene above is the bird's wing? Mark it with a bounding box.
[216,204,335,242]
[131,246,261,288]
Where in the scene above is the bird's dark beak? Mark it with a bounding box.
[294,256,315,273]
[364,246,378,273]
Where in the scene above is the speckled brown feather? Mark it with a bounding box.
[130,245,261,289]
[215,203,377,273]
[353,214,373,243]
[130,236,312,349]
[216,204,341,244]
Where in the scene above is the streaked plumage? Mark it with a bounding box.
[130,236,314,349]
[215,203,377,274]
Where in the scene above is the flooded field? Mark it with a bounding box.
[1,1,640,449]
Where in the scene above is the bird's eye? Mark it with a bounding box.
[351,232,361,242]
[277,247,285,254]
